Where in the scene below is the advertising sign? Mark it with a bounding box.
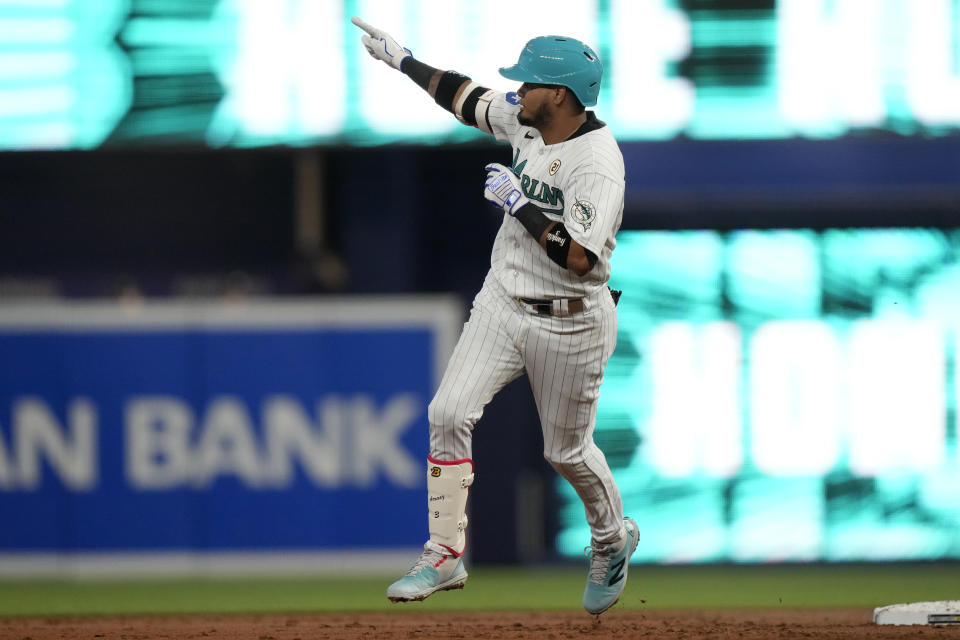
[0,298,460,571]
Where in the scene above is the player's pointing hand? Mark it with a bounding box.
[351,17,411,71]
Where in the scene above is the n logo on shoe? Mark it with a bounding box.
[608,559,626,586]
[430,466,441,477]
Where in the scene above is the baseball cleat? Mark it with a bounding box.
[386,540,468,602]
[582,517,639,615]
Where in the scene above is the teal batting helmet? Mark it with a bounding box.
[499,36,603,107]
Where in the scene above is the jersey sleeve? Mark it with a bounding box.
[474,91,528,146]
[562,171,624,258]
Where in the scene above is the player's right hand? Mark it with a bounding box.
[351,17,411,71]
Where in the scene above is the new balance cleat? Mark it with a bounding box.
[582,517,639,615]
[386,540,468,602]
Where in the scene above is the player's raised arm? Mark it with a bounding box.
[351,17,494,131]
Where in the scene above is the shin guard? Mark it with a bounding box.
[427,456,474,556]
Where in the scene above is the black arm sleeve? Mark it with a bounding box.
[400,56,437,92]
[513,203,553,241]
[544,224,573,268]
[515,204,598,271]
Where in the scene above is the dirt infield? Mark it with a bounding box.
[2,609,954,640]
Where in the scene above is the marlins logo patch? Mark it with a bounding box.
[549,159,561,175]
[505,92,520,105]
[571,200,596,231]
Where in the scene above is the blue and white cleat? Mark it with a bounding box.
[386,540,468,602]
[582,517,639,615]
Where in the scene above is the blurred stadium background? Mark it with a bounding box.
[1,0,960,613]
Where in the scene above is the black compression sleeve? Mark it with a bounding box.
[544,224,572,268]
[515,204,589,271]
[400,57,437,92]
[513,203,553,241]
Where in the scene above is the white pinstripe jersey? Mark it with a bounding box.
[478,91,625,299]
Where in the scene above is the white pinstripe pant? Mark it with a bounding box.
[428,274,624,546]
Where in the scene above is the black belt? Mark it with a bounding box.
[518,297,585,316]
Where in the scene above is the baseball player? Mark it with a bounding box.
[352,17,636,615]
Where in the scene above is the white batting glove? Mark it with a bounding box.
[351,17,411,71]
[484,163,530,216]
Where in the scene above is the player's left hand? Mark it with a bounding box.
[351,17,411,71]
[484,163,530,216]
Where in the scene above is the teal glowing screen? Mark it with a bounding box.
[2,1,959,149]
[556,228,960,562]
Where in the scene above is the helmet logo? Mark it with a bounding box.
[549,159,561,176]
[571,200,596,231]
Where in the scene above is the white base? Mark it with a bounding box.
[874,601,960,625]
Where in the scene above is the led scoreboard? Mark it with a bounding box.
[1,0,959,149]
[556,228,960,563]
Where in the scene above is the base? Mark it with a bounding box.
[874,601,960,625]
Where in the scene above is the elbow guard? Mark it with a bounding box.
[434,70,470,113]
[436,73,493,128]
[455,83,489,126]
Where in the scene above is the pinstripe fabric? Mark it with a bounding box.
[485,93,625,300]
[429,277,623,545]
[428,92,626,547]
